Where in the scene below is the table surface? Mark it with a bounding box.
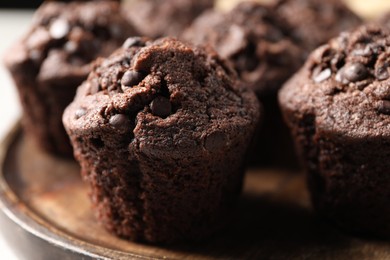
[0,9,32,260]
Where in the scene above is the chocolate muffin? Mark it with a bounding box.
[63,37,260,242]
[3,1,137,157]
[274,0,362,53]
[123,0,213,38]
[279,25,390,237]
[182,1,303,167]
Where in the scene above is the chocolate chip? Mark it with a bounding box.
[109,24,122,38]
[109,114,131,132]
[376,65,389,81]
[29,50,43,63]
[369,43,384,55]
[330,53,345,71]
[377,100,390,115]
[75,108,86,119]
[49,19,70,39]
[150,96,171,118]
[122,37,144,49]
[204,131,226,151]
[64,41,78,53]
[337,63,368,84]
[352,49,366,56]
[121,70,144,87]
[313,68,332,83]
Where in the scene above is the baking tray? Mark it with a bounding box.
[1,124,390,259]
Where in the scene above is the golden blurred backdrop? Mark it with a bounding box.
[214,0,390,19]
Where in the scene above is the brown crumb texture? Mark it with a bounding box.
[279,25,390,237]
[3,1,137,156]
[63,37,260,243]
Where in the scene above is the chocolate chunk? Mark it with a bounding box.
[64,41,78,53]
[369,43,384,55]
[109,24,122,38]
[109,114,131,132]
[313,68,332,83]
[122,37,145,49]
[377,100,390,115]
[121,70,144,87]
[49,19,70,39]
[29,50,43,63]
[376,65,389,81]
[150,96,171,118]
[75,108,86,119]
[204,131,226,151]
[337,63,368,84]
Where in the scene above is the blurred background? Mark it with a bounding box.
[2,0,390,19]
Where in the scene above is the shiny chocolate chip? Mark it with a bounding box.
[313,68,332,83]
[64,41,78,53]
[377,100,390,115]
[122,37,144,49]
[109,114,131,132]
[75,108,86,119]
[150,96,171,118]
[121,70,144,87]
[336,62,368,84]
[109,24,122,38]
[376,65,389,81]
[49,19,70,39]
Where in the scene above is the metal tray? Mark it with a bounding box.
[1,124,390,259]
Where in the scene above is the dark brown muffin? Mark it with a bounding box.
[182,2,303,97]
[4,1,137,157]
[279,25,390,237]
[273,0,362,53]
[63,37,260,243]
[123,0,213,38]
[182,1,303,167]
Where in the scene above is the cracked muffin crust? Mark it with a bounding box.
[4,0,137,156]
[63,37,260,243]
[279,25,390,237]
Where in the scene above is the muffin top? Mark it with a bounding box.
[123,0,213,38]
[4,1,137,84]
[274,0,362,52]
[182,1,303,97]
[63,37,260,155]
[279,25,390,138]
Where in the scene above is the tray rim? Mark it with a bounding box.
[0,122,159,260]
